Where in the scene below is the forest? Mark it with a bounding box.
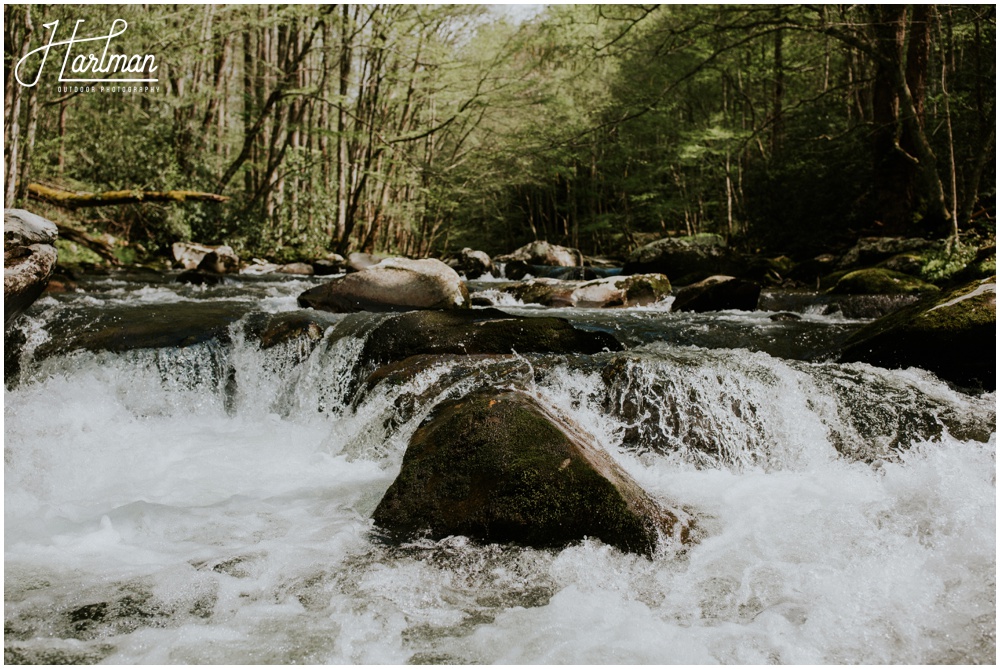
[4,3,996,266]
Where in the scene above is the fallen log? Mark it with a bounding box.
[28,183,229,209]
[55,224,120,264]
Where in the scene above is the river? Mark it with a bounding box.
[4,272,995,664]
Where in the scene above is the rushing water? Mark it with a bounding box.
[4,273,996,664]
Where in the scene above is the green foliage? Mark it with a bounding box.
[921,239,980,283]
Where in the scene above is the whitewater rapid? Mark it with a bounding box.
[4,275,995,664]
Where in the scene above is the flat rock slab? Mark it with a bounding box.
[358,307,623,369]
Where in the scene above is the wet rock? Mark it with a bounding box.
[501,259,533,280]
[359,307,622,369]
[622,233,745,285]
[373,389,689,555]
[196,245,240,274]
[671,275,761,312]
[839,276,996,390]
[34,301,248,359]
[346,251,385,272]
[496,240,583,267]
[298,257,469,313]
[277,262,314,276]
[176,269,225,286]
[447,247,494,279]
[5,209,59,327]
[829,268,939,296]
[769,312,802,321]
[243,310,338,350]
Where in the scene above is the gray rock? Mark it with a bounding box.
[496,241,583,267]
[4,209,58,246]
[5,243,57,326]
[4,209,59,326]
[298,257,469,313]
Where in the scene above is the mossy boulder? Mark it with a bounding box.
[839,276,996,390]
[373,389,689,555]
[829,268,939,295]
[359,307,622,369]
[671,275,761,312]
[298,257,469,313]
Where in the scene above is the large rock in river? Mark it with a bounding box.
[373,389,689,554]
[839,276,996,390]
[298,257,469,312]
[5,209,58,326]
[622,233,745,285]
[829,268,938,296]
[496,241,582,267]
[671,275,761,312]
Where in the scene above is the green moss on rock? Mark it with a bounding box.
[373,390,689,555]
[830,268,939,295]
[839,276,996,390]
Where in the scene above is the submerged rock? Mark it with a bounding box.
[5,209,59,326]
[839,276,996,390]
[622,233,744,285]
[359,307,622,368]
[671,275,761,312]
[829,268,939,296]
[373,389,689,554]
[298,257,469,313]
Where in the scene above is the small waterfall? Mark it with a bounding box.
[4,278,995,664]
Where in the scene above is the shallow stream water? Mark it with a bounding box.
[4,273,996,664]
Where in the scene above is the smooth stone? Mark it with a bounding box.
[297,257,469,313]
